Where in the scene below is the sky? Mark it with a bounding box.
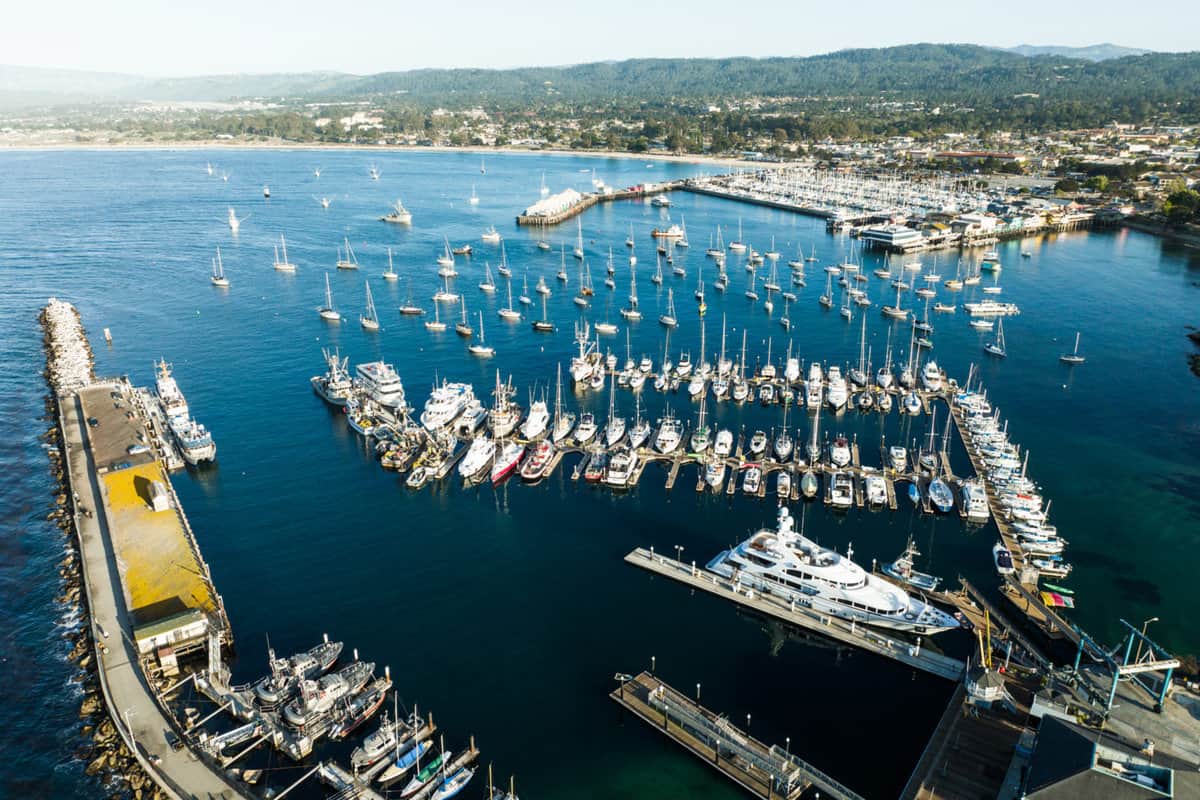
[3,0,1196,76]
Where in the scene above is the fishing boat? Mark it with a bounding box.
[882,539,941,591]
[360,281,380,331]
[1059,332,1085,364]
[283,661,374,727]
[273,235,296,272]
[381,200,413,224]
[337,237,360,270]
[520,439,556,482]
[318,273,340,321]
[210,247,230,287]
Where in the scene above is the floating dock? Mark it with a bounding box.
[612,671,865,800]
[624,548,965,681]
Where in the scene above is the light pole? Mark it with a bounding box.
[651,655,656,674]
[1134,617,1159,664]
[696,683,701,704]
[674,544,684,564]
[785,736,790,757]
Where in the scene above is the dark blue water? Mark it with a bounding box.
[3,149,1199,799]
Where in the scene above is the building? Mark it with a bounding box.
[1022,717,1196,798]
[858,223,924,250]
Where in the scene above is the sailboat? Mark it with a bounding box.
[318,274,340,321]
[499,276,521,320]
[479,263,497,294]
[573,218,584,260]
[437,237,455,269]
[227,207,242,233]
[621,261,642,320]
[360,281,380,330]
[819,271,833,308]
[765,236,780,261]
[839,286,853,321]
[519,273,533,306]
[260,184,269,198]
[399,278,424,316]
[849,316,868,385]
[659,288,678,327]
[881,284,908,319]
[425,302,446,331]
[468,183,481,206]
[604,371,626,446]
[745,270,759,301]
[337,237,359,270]
[532,293,553,331]
[273,235,296,272]
[382,247,398,281]
[206,162,213,176]
[984,318,1006,358]
[728,219,747,252]
[557,246,569,282]
[651,254,664,285]
[210,247,230,287]
[1059,331,1085,364]
[551,364,577,442]
[596,296,618,335]
[468,312,495,357]
[690,394,711,453]
[454,297,474,337]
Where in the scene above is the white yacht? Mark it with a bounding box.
[420,381,475,431]
[920,361,943,392]
[654,410,684,454]
[355,362,406,411]
[825,366,848,411]
[960,480,990,522]
[707,507,959,634]
[520,398,550,440]
[458,436,496,479]
[805,363,823,408]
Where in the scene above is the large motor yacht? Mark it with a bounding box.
[355,361,407,411]
[707,507,960,634]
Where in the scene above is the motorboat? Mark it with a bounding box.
[882,539,941,592]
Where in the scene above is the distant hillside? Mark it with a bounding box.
[3,44,1198,114]
[1006,43,1153,61]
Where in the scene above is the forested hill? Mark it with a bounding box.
[342,45,1199,106]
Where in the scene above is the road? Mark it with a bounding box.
[63,390,247,800]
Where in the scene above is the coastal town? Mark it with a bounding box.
[6,25,1200,800]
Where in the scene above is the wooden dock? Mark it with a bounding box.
[611,672,865,800]
[625,548,965,681]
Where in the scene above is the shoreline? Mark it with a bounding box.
[0,140,767,170]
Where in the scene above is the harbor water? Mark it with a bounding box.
[2,148,1199,798]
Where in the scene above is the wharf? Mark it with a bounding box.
[516,182,680,227]
[611,671,864,800]
[624,548,965,681]
[49,301,245,799]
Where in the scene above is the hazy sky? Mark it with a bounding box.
[4,0,1195,75]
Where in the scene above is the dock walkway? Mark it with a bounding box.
[612,671,864,800]
[625,548,965,681]
[62,388,248,799]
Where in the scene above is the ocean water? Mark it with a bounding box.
[2,148,1198,799]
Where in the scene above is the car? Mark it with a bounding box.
[165,730,184,751]
[87,417,99,427]
[126,444,149,455]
